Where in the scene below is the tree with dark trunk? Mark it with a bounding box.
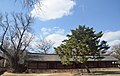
[55,25,109,73]
[0,13,34,72]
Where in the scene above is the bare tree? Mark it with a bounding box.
[0,13,34,72]
[22,0,39,8]
[112,44,120,60]
[15,0,41,9]
[36,38,54,54]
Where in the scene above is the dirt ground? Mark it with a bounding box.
[2,72,73,76]
[2,68,120,76]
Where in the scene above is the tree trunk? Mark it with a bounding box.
[83,62,91,73]
[8,57,20,73]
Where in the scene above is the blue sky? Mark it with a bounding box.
[0,0,120,50]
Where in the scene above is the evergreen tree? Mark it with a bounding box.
[55,25,109,73]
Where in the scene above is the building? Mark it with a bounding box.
[26,53,118,69]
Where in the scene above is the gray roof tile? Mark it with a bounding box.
[26,53,118,62]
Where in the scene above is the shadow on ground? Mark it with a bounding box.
[93,70,120,75]
[73,70,120,76]
[0,68,6,75]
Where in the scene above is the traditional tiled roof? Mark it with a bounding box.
[26,53,118,62]
[87,56,118,61]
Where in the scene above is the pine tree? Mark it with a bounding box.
[55,25,109,73]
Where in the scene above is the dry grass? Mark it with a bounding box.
[90,68,120,76]
[2,68,120,76]
[2,72,73,76]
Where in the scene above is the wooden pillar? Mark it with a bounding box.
[47,62,49,69]
[55,62,56,69]
[37,61,38,69]
[3,59,6,67]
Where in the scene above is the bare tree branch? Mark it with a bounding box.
[0,14,11,58]
[21,34,34,54]
[36,38,54,54]
[0,13,34,71]
[112,44,120,60]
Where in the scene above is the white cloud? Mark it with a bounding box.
[40,27,66,47]
[101,31,120,41]
[101,30,120,47]
[54,27,65,34]
[40,27,65,35]
[31,0,76,21]
[40,27,51,35]
[108,40,120,46]
[45,34,66,47]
